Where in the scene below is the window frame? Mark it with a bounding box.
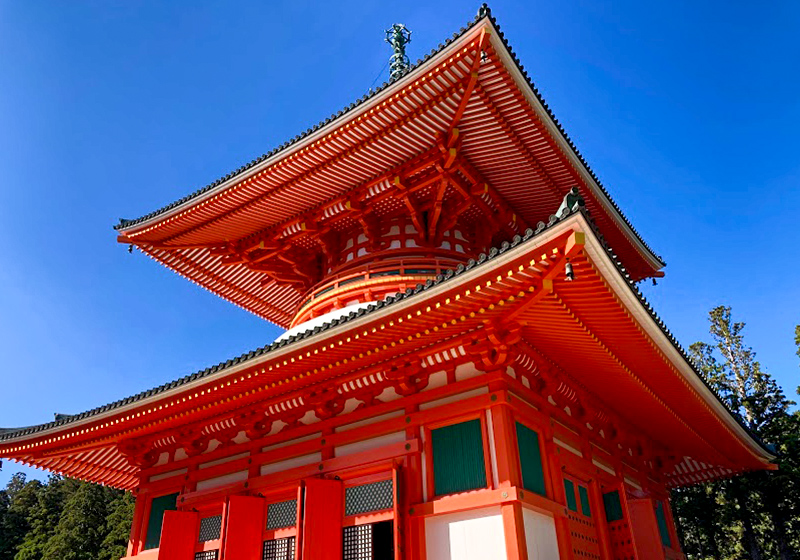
[561,472,594,521]
[262,488,302,544]
[424,411,492,499]
[194,501,224,556]
[512,419,548,498]
[342,471,395,528]
[142,491,180,550]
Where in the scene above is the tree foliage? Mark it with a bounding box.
[673,306,800,559]
[0,472,132,560]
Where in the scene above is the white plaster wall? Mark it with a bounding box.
[425,506,507,560]
[455,362,482,382]
[336,410,404,432]
[419,387,488,411]
[195,469,248,491]
[422,370,448,392]
[335,431,405,457]
[148,468,187,483]
[522,508,560,560]
[259,452,322,476]
[199,452,249,470]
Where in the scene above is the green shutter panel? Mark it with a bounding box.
[578,485,591,517]
[515,423,546,496]
[563,478,577,512]
[655,500,672,547]
[431,419,486,496]
[144,492,179,550]
[602,491,623,522]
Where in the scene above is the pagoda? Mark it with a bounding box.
[0,6,775,560]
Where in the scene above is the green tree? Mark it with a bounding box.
[14,476,76,560]
[42,482,111,560]
[0,475,41,560]
[674,307,799,560]
[0,474,133,560]
[99,492,135,560]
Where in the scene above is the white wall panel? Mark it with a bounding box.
[523,508,560,560]
[195,469,248,491]
[425,506,507,560]
[335,432,405,457]
[260,452,322,476]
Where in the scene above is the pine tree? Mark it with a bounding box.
[14,476,76,560]
[41,482,111,560]
[676,307,799,560]
[0,474,134,560]
[0,475,41,560]
[99,492,135,560]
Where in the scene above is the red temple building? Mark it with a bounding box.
[0,6,776,560]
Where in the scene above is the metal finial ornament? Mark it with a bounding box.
[385,24,412,81]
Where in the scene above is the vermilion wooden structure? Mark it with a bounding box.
[0,6,775,560]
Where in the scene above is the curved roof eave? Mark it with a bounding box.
[6,210,769,466]
[115,5,664,273]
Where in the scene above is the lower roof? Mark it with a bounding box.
[0,206,772,489]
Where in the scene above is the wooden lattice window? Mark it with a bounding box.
[603,490,624,522]
[266,500,297,530]
[198,515,222,542]
[578,484,592,517]
[655,500,672,547]
[262,537,295,560]
[515,422,546,496]
[345,479,393,516]
[342,521,393,560]
[563,478,578,512]
[431,418,487,496]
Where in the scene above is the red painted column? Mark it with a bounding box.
[490,396,528,560]
[223,495,265,560]
[158,510,199,560]
[663,496,683,556]
[490,396,521,488]
[501,502,529,560]
[628,498,666,560]
[403,405,425,560]
[127,492,147,557]
[587,482,613,560]
[302,477,343,560]
[544,426,574,560]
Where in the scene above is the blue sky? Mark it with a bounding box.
[1,1,798,487]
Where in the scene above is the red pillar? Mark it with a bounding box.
[127,493,147,557]
[158,510,198,560]
[501,502,529,560]
[301,477,343,560]
[628,498,666,560]
[490,398,528,560]
[544,427,573,560]
[223,495,265,560]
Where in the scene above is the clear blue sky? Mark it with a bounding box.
[1,1,798,487]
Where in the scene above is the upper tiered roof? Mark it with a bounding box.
[116,5,665,328]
